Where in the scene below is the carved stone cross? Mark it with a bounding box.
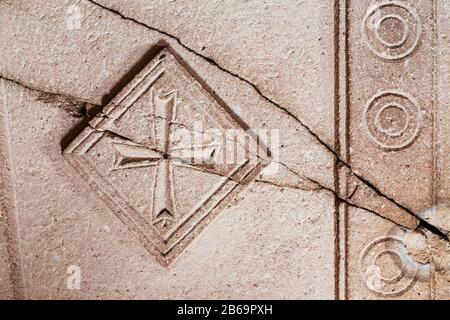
[111,92,216,229]
[63,48,265,265]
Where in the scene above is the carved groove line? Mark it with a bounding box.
[0,82,25,298]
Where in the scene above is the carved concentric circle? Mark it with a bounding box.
[374,14,409,48]
[359,236,418,296]
[374,102,410,137]
[373,250,406,283]
[364,91,423,150]
[362,1,421,60]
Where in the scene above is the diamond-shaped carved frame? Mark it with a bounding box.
[63,46,269,266]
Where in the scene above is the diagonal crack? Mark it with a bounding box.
[86,122,395,222]
[254,178,394,225]
[2,72,447,241]
[85,0,421,221]
[257,164,448,242]
[98,128,404,223]
[2,0,420,224]
[260,162,402,226]
[0,74,98,117]
[2,3,443,238]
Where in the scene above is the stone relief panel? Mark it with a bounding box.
[0,0,448,300]
[337,0,449,300]
[63,48,268,266]
[349,0,436,213]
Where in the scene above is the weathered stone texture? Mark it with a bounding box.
[0,0,448,300]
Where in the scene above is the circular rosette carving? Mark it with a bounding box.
[364,91,423,150]
[359,236,418,296]
[361,1,421,60]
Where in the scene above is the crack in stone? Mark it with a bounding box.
[348,184,359,200]
[254,179,321,192]
[263,161,449,243]
[1,6,444,239]
[257,176,449,245]
[2,1,417,225]
[1,74,446,241]
[0,75,98,117]
[262,163,408,227]
[269,161,323,189]
[254,179,396,226]
[418,220,449,241]
[85,0,422,221]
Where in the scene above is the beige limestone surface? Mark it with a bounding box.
[0,0,448,300]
